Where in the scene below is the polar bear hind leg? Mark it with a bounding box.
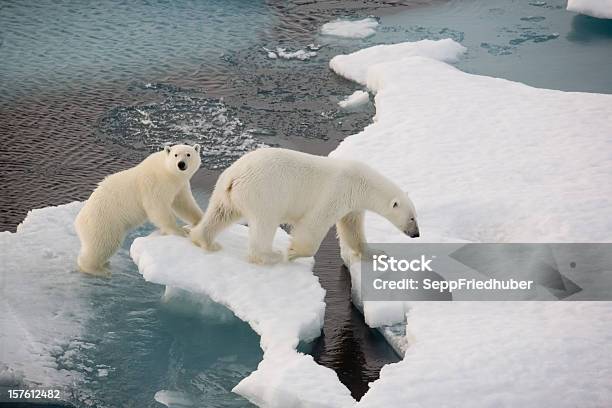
[287,215,331,261]
[77,232,122,276]
[247,219,284,264]
[190,199,241,251]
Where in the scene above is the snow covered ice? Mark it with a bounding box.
[321,18,379,39]
[567,0,612,19]
[130,225,356,408]
[328,38,612,406]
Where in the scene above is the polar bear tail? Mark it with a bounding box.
[215,171,236,208]
[190,172,242,250]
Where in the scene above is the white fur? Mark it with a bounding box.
[75,144,203,275]
[190,148,419,264]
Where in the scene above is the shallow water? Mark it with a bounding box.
[74,227,262,408]
[2,0,612,406]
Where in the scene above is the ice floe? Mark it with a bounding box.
[130,226,355,408]
[329,39,612,406]
[338,90,370,109]
[567,0,612,19]
[0,202,90,388]
[321,18,379,39]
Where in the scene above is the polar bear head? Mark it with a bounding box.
[386,193,420,238]
[163,144,201,178]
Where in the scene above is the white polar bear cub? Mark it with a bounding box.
[190,148,419,264]
[75,144,203,275]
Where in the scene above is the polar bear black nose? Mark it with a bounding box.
[178,161,186,171]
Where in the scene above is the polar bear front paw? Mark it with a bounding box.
[248,250,284,265]
[190,233,222,252]
[287,245,316,261]
[202,241,222,252]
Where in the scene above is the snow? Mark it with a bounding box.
[321,18,379,39]
[0,202,91,387]
[338,90,369,109]
[130,225,355,408]
[567,0,612,19]
[329,39,612,406]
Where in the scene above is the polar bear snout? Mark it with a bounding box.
[404,221,420,238]
[178,161,187,171]
[406,228,420,238]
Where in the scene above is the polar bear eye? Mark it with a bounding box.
[174,154,178,157]
[187,153,191,157]
[410,217,414,221]
[393,202,399,208]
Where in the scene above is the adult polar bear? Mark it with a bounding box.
[75,144,203,274]
[190,148,419,264]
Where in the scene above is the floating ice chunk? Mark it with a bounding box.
[567,0,612,19]
[154,390,195,407]
[0,202,91,387]
[265,44,320,61]
[130,225,355,408]
[329,38,466,85]
[275,47,317,61]
[321,18,379,39]
[338,90,369,109]
[328,39,612,406]
[136,108,154,126]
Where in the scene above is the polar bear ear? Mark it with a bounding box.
[164,146,171,155]
[193,144,201,154]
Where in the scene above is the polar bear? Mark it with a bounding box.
[75,144,204,275]
[190,148,419,264]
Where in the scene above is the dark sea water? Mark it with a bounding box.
[2,0,612,406]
